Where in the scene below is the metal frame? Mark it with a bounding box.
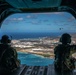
[0,0,76,27]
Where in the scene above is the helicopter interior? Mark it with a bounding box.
[0,0,76,75]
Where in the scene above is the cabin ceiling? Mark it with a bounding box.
[0,0,76,27]
[5,0,62,8]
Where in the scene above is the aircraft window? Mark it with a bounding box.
[1,12,76,66]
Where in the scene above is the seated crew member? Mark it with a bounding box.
[54,33,76,71]
[0,35,20,73]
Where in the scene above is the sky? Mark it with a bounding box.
[1,12,76,34]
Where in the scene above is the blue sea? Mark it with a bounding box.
[4,32,64,40]
[2,32,75,40]
[18,52,54,66]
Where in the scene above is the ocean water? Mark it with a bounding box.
[4,32,63,39]
[18,52,54,66]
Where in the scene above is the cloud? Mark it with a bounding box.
[26,15,31,18]
[52,12,64,15]
[11,17,24,21]
[31,20,41,25]
[68,16,75,22]
[3,17,24,25]
[26,15,37,19]
[17,18,23,21]
[12,18,17,21]
[53,12,60,14]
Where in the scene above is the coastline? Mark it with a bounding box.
[17,50,54,59]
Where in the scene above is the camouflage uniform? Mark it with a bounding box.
[0,44,20,73]
[54,44,76,71]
